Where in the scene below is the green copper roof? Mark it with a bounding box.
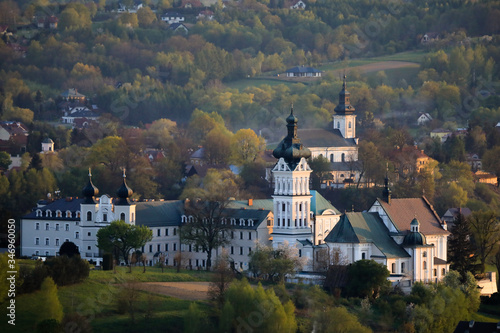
[310,190,340,215]
[325,212,410,258]
[227,199,274,211]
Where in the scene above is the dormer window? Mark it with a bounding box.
[77,212,80,218]
[56,210,62,218]
[66,211,72,218]
[36,210,42,217]
[46,210,52,217]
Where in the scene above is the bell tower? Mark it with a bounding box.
[271,107,313,247]
[332,76,357,139]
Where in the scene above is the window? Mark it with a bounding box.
[157,244,161,252]
[55,224,59,231]
[248,232,252,240]
[231,231,234,239]
[149,245,153,253]
[173,243,177,251]
[103,213,107,222]
[249,247,252,254]
[35,223,40,230]
[240,232,243,240]
[423,251,427,257]
[298,249,302,257]
[401,263,405,273]
[45,223,49,231]
[330,154,334,162]
[65,224,69,231]
[173,228,176,236]
[45,238,49,246]
[189,245,192,252]
[341,153,345,162]
[77,212,80,218]
[66,211,72,218]
[165,228,169,236]
[75,232,79,239]
[87,232,91,237]
[348,121,352,128]
[131,213,134,222]
[361,252,366,259]
[239,247,243,255]
[57,211,61,218]
[231,246,234,255]
[165,243,169,251]
[87,212,92,221]
[55,239,60,246]
[120,213,125,221]
[337,121,340,128]
[35,250,39,255]
[391,263,396,273]
[157,229,161,237]
[45,251,49,256]
[88,246,91,250]
[35,238,40,245]
[423,261,427,270]
[434,269,437,277]
[442,268,446,275]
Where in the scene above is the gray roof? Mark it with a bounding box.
[23,198,83,221]
[298,128,357,148]
[285,66,322,73]
[330,161,363,172]
[325,212,410,259]
[136,200,184,227]
[42,138,54,144]
[310,190,340,215]
[228,199,273,211]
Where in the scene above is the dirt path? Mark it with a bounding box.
[136,282,211,301]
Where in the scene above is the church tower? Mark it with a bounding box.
[333,76,356,139]
[271,107,313,248]
[114,169,136,225]
[80,169,99,227]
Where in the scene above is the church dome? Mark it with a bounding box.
[82,170,99,204]
[115,170,133,205]
[273,107,311,165]
[403,218,427,246]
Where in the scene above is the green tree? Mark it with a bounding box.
[248,244,304,282]
[184,303,209,333]
[137,7,156,27]
[448,213,478,278]
[483,146,500,179]
[345,260,390,299]
[38,277,63,324]
[96,220,153,266]
[203,128,232,165]
[313,306,372,333]
[469,210,500,273]
[309,155,332,190]
[230,129,265,165]
[358,141,386,187]
[220,279,297,333]
[0,151,11,170]
[180,169,240,270]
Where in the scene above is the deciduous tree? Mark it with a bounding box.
[469,210,500,273]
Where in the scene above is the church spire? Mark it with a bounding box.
[82,168,99,204]
[334,75,355,115]
[116,168,133,206]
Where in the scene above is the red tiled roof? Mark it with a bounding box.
[379,197,449,236]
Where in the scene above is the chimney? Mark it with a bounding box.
[184,198,190,208]
[248,199,253,206]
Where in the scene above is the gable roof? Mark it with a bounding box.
[325,212,410,258]
[228,199,273,211]
[377,197,449,235]
[136,200,184,227]
[298,128,357,148]
[23,198,83,220]
[285,66,320,73]
[310,190,340,215]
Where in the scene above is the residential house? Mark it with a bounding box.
[287,0,306,9]
[466,153,482,171]
[441,207,472,230]
[197,10,215,21]
[473,170,498,186]
[430,128,452,143]
[388,146,433,177]
[181,0,203,8]
[61,106,100,126]
[41,138,54,153]
[161,12,185,24]
[421,32,439,44]
[60,88,86,102]
[169,23,189,34]
[417,113,432,126]
[37,16,58,29]
[0,121,29,155]
[285,66,322,78]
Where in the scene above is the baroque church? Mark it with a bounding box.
[21,83,449,288]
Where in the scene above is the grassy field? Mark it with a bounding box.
[225,77,298,90]
[319,50,428,71]
[0,265,212,333]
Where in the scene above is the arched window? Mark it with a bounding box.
[391,263,396,273]
[87,211,92,221]
[120,213,125,221]
[56,210,62,218]
[330,154,333,162]
[341,153,345,162]
[348,121,352,128]
[337,121,340,128]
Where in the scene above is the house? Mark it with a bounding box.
[285,66,322,78]
[417,113,432,126]
[473,170,498,186]
[421,32,439,44]
[466,153,482,171]
[430,128,452,143]
[196,10,214,21]
[41,138,54,153]
[61,106,100,125]
[388,146,433,176]
[181,0,203,8]
[0,121,29,155]
[441,207,472,229]
[287,0,306,9]
[169,23,189,34]
[161,12,185,24]
[60,88,86,102]
[37,16,58,29]
[118,1,143,13]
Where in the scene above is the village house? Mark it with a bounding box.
[285,66,322,78]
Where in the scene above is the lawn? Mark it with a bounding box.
[225,77,297,90]
[0,265,212,333]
